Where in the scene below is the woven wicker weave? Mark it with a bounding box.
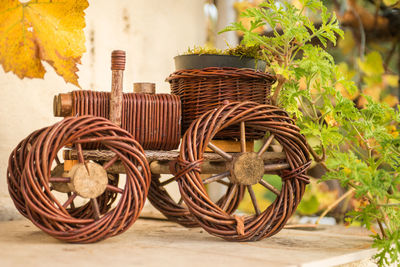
[167,67,276,139]
[176,101,311,241]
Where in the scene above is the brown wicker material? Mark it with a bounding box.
[69,90,181,150]
[148,174,198,228]
[9,116,150,243]
[8,128,119,219]
[148,174,245,228]
[176,101,311,241]
[7,128,46,218]
[167,67,276,139]
[7,127,120,220]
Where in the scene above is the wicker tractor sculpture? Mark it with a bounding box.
[7,50,311,243]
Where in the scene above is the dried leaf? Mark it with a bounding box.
[358,51,384,76]
[338,30,355,55]
[0,0,89,87]
[383,0,400,8]
[383,74,399,88]
[383,94,399,107]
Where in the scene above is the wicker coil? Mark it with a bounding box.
[7,128,46,218]
[176,101,311,241]
[13,116,150,243]
[167,67,276,139]
[7,127,120,220]
[70,90,181,150]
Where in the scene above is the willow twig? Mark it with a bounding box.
[315,188,355,225]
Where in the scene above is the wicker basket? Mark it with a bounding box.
[167,67,276,139]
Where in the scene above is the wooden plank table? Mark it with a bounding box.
[0,217,375,267]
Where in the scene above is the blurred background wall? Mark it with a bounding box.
[0,0,206,220]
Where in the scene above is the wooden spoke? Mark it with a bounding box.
[159,177,176,187]
[240,121,246,153]
[247,185,261,215]
[216,179,230,186]
[207,142,233,161]
[68,192,76,209]
[76,143,85,163]
[257,134,275,156]
[55,155,61,165]
[91,198,101,220]
[222,184,238,211]
[76,143,90,174]
[49,177,71,183]
[103,155,119,170]
[202,171,230,185]
[63,192,77,208]
[259,179,280,196]
[264,163,290,172]
[106,184,123,194]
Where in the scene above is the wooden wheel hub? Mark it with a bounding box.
[69,162,108,199]
[229,152,264,185]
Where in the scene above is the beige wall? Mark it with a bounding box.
[0,0,205,219]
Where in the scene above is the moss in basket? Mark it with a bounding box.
[184,44,264,60]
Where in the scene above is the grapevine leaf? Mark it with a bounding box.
[0,0,89,87]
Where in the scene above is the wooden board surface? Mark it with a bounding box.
[205,140,254,153]
[0,215,375,267]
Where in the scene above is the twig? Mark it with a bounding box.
[350,2,366,61]
[307,142,326,163]
[284,224,317,229]
[373,0,381,30]
[378,203,400,207]
[315,188,355,225]
[377,219,387,239]
[384,39,398,71]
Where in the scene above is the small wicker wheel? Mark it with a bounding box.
[17,116,150,243]
[176,101,311,241]
[148,174,245,228]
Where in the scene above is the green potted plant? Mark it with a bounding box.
[174,45,266,71]
[221,0,399,265]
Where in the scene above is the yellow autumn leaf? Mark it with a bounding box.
[383,74,399,88]
[383,94,399,107]
[358,86,381,107]
[383,0,400,8]
[358,51,384,76]
[338,30,355,55]
[325,114,338,127]
[0,0,88,87]
[335,82,359,100]
[234,1,264,36]
[386,125,399,138]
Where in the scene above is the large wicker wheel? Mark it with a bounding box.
[14,116,150,243]
[176,101,311,241]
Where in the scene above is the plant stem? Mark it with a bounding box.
[271,75,286,105]
[307,142,326,162]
